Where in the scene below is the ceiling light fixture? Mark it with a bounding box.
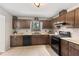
[34,3,40,8]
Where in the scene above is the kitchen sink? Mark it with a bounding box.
[32,32,41,35]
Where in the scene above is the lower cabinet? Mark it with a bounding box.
[10,35,23,47]
[60,39,79,56]
[60,39,69,56]
[10,35,49,47]
[31,35,49,45]
[69,42,79,56]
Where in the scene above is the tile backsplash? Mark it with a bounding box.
[13,29,52,34]
[59,27,79,38]
[71,28,79,38]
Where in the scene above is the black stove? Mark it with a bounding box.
[51,35,61,56]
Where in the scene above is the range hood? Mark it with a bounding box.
[54,21,69,25]
[54,21,70,29]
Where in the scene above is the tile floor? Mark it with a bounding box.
[0,45,58,56]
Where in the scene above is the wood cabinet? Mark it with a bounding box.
[54,14,66,23]
[42,20,52,29]
[53,17,59,22]
[69,42,79,56]
[60,39,79,56]
[61,39,69,56]
[59,9,67,16]
[10,35,49,47]
[66,10,75,27]
[12,16,31,29]
[19,20,27,29]
[58,14,66,22]
[32,35,49,45]
[19,20,30,29]
[10,36,23,47]
[12,16,17,29]
[53,8,79,28]
[75,8,79,28]
[58,9,67,22]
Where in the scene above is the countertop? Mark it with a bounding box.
[11,33,79,45]
[11,33,55,36]
[11,33,54,36]
[61,37,79,45]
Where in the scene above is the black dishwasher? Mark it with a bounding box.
[23,35,31,46]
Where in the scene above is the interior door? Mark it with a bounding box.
[0,15,5,52]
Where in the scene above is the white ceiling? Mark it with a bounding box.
[0,3,78,17]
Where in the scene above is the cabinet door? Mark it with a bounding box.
[12,16,17,29]
[58,14,66,22]
[19,20,26,28]
[32,35,49,45]
[75,8,79,28]
[19,20,30,29]
[40,35,49,44]
[31,35,40,45]
[10,36,23,47]
[66,10,75,27]
[61,39,69,56]
[69,42,79,56]
[26,20,30,28]
[59,9,67,16]
[42,20,52,29]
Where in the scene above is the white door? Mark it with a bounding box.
[0,15,5,52]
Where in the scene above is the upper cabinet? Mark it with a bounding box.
[12,16,17,29]
[74,8,79,28]
[66,8,79,28]
[54,14,66,23]
[58,9,67,22]
[58,14,66,22]
[18,19,30,29]
[54,9,67,23]
[12,16,53,29]
[59,9,67,16]
[54,8,79,28]
[42,20,52,29]
[12,16,30,29]
[66,10,75,27]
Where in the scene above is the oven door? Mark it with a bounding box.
[51,36,61,55]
